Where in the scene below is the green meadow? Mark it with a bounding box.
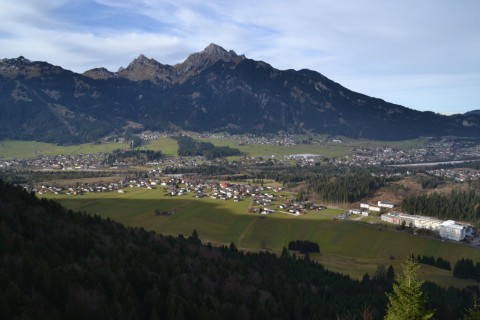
[0,135,425,160]
[143,137,179,156]
[0,140,129,159]
[196,136,354,158]
[42,188,480,288]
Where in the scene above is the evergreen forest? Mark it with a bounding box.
[0,179,478,319]
[401,190,480,224]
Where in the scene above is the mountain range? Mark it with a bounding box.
[1,43,479,143]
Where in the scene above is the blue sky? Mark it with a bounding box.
[0,0,479,114]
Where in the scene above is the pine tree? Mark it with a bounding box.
[384,257,434,320]
[464,298,480,320]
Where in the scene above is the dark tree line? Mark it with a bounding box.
[453,258,480,281]
[401,189,480,223]
[163,164,240,176]
[103,149,164,165]
[174,136,241,159]
[413,254,451,271]
[287,240,320,254]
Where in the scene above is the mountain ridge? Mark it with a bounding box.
[1,44,479,143]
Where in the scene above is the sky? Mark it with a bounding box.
[0,0,479,115]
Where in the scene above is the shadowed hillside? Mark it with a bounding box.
[1,45,480,143]
[0,179,476,319]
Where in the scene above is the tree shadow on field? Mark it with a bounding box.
[51,197,252,243]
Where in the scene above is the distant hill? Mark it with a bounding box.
[1,44,480,143]
[465,109,480,116]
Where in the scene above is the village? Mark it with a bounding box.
[30,168,479,244]
[2,134,480,172]
[31,172,331,217]
[2,134,480,247]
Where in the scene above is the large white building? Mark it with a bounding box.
[381,212,467,241]
[439,220,466,241]
[381,212,443,230]
[378,201,395,208]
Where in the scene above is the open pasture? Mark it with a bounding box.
[196,136,354,158]
[144,137,179,156]
[42,188,480,287]
[0,140,129,159]
[0,135,425,160]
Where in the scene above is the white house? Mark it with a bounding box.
[378,201,395,208]
[349,209,369,216]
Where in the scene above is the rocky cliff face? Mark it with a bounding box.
[1,44,479,143]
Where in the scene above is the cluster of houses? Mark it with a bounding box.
[427,168,480,182]
[163,180,283,204]
[278,202,327,215]
[285,154,322,161]
[349,200,395,216]
[34,173,332,218]
[333,138,480,167]
[2,153,108,171]
[380,211,473,242]
[36,181,126,195]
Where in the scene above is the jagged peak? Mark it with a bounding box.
[1,56,32,65]
[136,53,148,61]
[17,56,31,63]
[201,43,243,59]
[126,54,162,69]
[82,67,116,80]
[203,43,230,56]
[175,43,245,76]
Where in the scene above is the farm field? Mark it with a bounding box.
[0,135,426,160]
[41,187,480,288]
[144,137,179,156]
[196,136,426,158]
[0,140,129,159]
[196,136,354,158]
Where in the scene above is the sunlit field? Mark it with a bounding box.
[42,187,480,288]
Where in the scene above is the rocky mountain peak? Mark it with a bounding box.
[203,43,231,57]
[0,56,32,71]
[126,54,160,68]
[82,67,116,80]
[175,43,245,78]
[0,56,64,78]
[1,56,31,65]
[116,54,177,83]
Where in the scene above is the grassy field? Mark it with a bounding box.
[42,188,480,288]
[143,137,179,156]
[196,135,426,158]
[0,136,425,160]
[196,136,354,158]
[0,140,129,159]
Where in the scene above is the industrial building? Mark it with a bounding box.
[380,212,468,241]
[381,211,443,230]
[439,220,466,241]
[377,201,395,208]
